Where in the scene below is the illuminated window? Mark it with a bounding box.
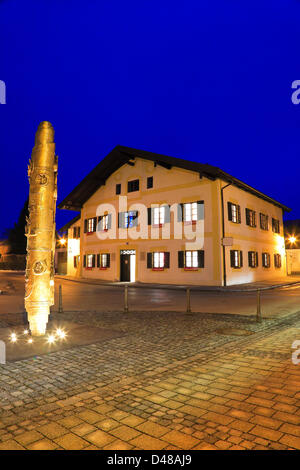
[87,218,95,233]
[153,206,165,225]
[119,211,138,228]
[178,250,204,268]
[262,252,270,268]
[230,250,243,268]
[184,202,198,222]
[98,214,111,231]
[185,251,199,268]
[147,252,170,269]
[228,203,241,224]
[97,253,110,268]
[248,251,258,268]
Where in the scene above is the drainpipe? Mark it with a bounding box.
[221,182,232,287]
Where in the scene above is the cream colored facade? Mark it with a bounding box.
[63,154,288,286]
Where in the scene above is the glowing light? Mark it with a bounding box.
[47,335,56,344]
[56,329,66,339]
[50,280,54,287]
[289,236,297,244]
[10,333,17,342]
[24,329,29,335]
[28,338,33,344]
[59,238,66,246]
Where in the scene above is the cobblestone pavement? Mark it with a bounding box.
[1,308,300,450]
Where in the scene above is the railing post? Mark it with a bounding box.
[256,288,262,322]
[186,287,191,313]
[124,285,129,313]
[0,340,5,365]
[58,284,63,313]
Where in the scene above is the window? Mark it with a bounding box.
[230,250,243,268]
[153,206,165,225]
[73,255,80,268]
[177,201,204,222]
[127,179,139,193]
[119,211,138,228]
[178,250,205,268]
[248,251,258,268]
[262,252,270,268]
[147,176,153,189]
[274,253,281,268]
[245,209,256,227]
[83,254,95,268]
[228,203,241,224]
[84,217,97,233]
[72,227,80,238]
[272,218,280,234]
[97,253,110,269]
[116,184,121,195]
[147,252,170,269]
[98,214,111,231]
[260,213,269,231]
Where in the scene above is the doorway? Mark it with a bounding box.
[120,250,136,282]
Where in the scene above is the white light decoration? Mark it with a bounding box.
[47,335,55,344]
[10,333,17,343]
[24,329,29,335]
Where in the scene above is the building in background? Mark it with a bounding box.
[284,219,300,275]
[58,146,290,286]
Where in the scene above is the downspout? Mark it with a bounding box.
[221,182,232,287]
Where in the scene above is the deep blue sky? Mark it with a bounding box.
[1,0,300,236]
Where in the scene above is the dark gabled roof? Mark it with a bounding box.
[57,214,80,233]
[58,145,291,212]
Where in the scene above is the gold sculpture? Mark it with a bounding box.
[25,122,58,336]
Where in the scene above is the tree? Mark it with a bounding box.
[7,199,29,254]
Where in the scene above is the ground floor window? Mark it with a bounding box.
[230,250,243,268]
[97,253,110,268]
[274,253,282,268]
[83,254,96,268]
[248,251,258,268]
[178,250,204,268]
[262,252,270,268]
[73,255,80,268]
[147,252,170,269]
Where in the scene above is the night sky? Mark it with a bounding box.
[1,0,300,237]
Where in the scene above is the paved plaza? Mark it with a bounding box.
[1,293,300,450]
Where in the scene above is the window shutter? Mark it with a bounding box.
[118,212,123,228]
[248,251,252,267]
[164,252,170,269]
[230,250,235,267]
[237,205,241,223]
[240,251,243,267]
[246,209,250,226]
[178,251,184,268]
[197,201,204,221]
[198,250,204,268]
[177,203,183,222]
[147,252,153,269]
[93,217,97,232]
[107,253,110,268]
[107,214,112,230]
[98,216,103,231]
[132,211,139,227]
[84,219,88,233]
[97,254,100,268]
[228,202,233,221]
[73,256,76,268]
[164,205,171,223]
[147,208,152,225]
[92,255,96,268]
[83,255,86,267]
[255,252,258,267]
[78,227,80,238]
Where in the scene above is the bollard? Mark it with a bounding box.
[0,340,5,365]
[256,289,262,322]
[124,285,129,313]
[186,287,191,313]
[58,285,63,313]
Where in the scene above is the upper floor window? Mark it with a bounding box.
[272,218,280,234]
[260,213,269,231]
[119,211,138,228]
[177,201,204,223]
[127,179,139,193]
[116,184,121,195]
[98,214,111,231]
[230,250,243,268]
[147,176,153,189]
[73,226,80,239]
[153,206,165,225]
[248,251,258,268]
[245,209,256,228]
[228,202,241,224]
[84,217,97,234]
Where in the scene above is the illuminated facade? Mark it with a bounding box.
[59,146,290,286]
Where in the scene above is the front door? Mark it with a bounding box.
[120,254,131,281]
[120,250,136,282]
